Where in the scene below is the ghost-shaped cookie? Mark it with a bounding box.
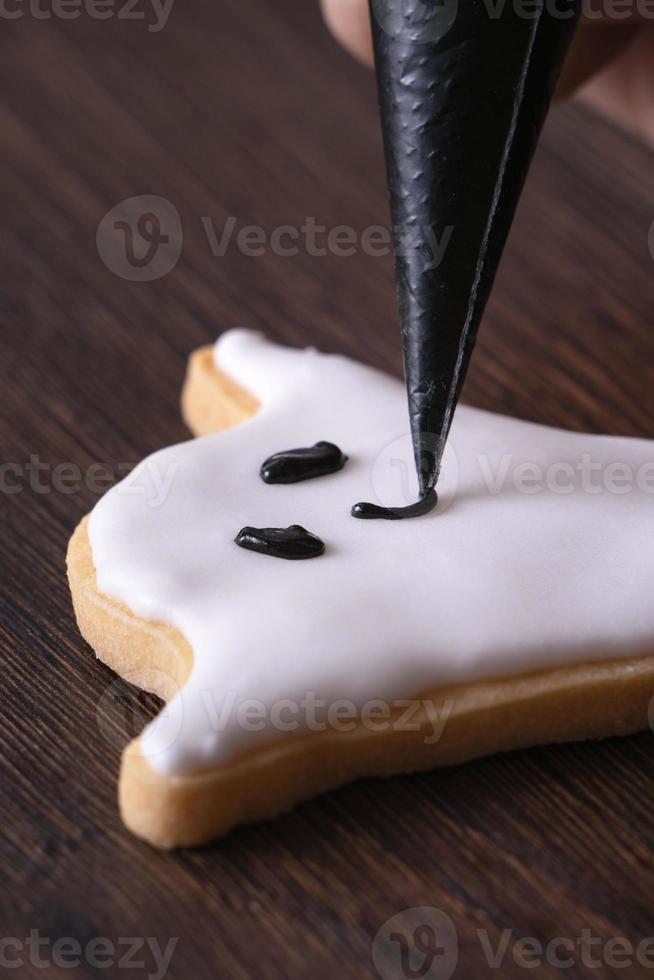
[67,330,654,847]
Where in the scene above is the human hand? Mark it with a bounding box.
[320,0,654,146]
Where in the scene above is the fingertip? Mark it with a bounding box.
[320,0,374,66]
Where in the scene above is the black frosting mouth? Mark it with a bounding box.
[351,488,438,520]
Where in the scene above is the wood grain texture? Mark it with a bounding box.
[0,1,653,977]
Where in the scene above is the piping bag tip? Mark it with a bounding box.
[370,0,581,497]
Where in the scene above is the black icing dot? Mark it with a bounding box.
[235,525,325,560]
[260,441,347,484]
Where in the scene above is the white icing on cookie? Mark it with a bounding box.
[88,330,654,774]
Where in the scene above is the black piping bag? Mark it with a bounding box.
[368,0,581,500]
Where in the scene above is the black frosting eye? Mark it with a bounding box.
[260,441,347,484]
[237,442,342,561]
[235,525,325,560]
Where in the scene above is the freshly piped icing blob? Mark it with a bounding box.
[351,488,438,520]
[88,331,654,774]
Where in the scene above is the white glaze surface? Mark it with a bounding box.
[88,330,654,773]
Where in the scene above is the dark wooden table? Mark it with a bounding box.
[2,2,654,977]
